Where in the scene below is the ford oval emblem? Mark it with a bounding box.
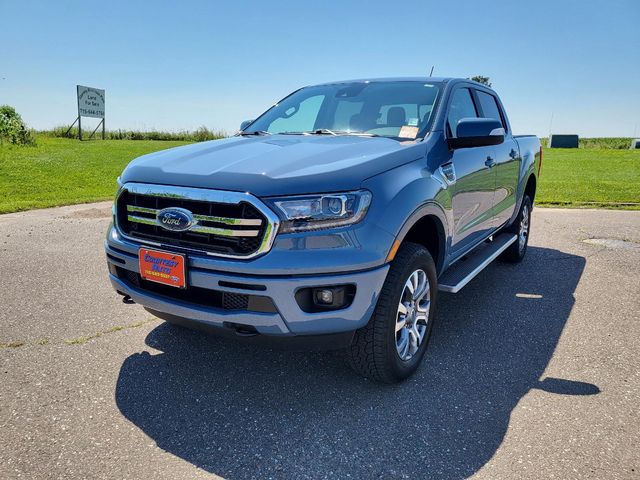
[156,207,195,232]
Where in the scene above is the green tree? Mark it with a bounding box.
[470,75,492,87]
[0,105,36,146]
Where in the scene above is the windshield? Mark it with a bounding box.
[244,81,442,141]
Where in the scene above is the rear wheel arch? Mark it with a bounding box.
[507,173,537,229]
[524,174,537,202]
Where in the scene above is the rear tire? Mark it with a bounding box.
[500,195,532,263]
[346,242,438,383]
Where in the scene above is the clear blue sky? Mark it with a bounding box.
[2,0,639,137]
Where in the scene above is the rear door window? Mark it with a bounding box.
[476,91,505,130]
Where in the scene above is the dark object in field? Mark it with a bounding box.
[549,134,579,148]
[631,139,640,149]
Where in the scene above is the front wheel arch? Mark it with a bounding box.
[388,203,448,275]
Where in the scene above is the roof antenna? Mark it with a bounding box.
[429,65,435,77]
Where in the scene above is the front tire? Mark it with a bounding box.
[347,242,438,383]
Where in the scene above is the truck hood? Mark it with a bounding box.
[120,135,425,196]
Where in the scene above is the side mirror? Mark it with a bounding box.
[240,119,254,131]
[448,118,505,149]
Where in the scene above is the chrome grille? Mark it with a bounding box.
[115,183,279,258]
[126,205,262,237]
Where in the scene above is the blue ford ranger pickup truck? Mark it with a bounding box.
[106,78,541,383]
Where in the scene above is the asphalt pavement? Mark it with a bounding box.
[1,203,638,479]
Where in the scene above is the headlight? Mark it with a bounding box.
[268,190,372,233]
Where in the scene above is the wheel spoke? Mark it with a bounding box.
[395,317,407,332]
[398,302,408,315]
[412,271,420,294]
[414,273,428,301]
[402,340,410,359]
[397,331,409,359]
[416,299,430,314]
[409,327,419,355]
[415,311,429,325]
[405,278,415,297]
[416,324,426,341]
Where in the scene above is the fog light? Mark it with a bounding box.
[311,286,349,309]
[107,262,118,276]
[295,285,356,313]
[315,288,334,305]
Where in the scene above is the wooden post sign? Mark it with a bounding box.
[66,85,105,140]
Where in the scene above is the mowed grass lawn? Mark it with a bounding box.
[0,136,188,213]
[537,148,640,208]
[0,136,639,213]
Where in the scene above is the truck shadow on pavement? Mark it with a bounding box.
[115,246,598,479]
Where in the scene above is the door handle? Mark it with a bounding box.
[485,156,496,168]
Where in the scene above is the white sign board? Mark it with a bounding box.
[77,85,105,118]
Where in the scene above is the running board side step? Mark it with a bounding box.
[438,233,517,293]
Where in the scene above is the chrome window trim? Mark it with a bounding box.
[114,182,280,260]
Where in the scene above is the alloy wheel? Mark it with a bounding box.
[395,269,431,361]
[519,204,530,252]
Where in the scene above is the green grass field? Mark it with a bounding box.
[536,148,640,208]
[0,136,638,213]
[0,137,188,213]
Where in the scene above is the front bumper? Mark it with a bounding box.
[106,227,389,338]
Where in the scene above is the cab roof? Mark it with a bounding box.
[312,77,453,86]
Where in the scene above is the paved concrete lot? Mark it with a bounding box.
[1,204,638,479]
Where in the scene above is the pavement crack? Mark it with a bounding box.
[65,318,156,345]
[0,341,26,349]
[0,318,157,349]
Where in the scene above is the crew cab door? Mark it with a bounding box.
[443,87,497,256]
[474,89,520,228]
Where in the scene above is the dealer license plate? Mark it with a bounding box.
[138,248,186,289]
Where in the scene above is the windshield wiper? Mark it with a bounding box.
[308,128,338,136]
[311,129,381,137]
[278,129,338,136]
[239,130,271,136]
[341,132,380,137]
[275,130,381,137]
